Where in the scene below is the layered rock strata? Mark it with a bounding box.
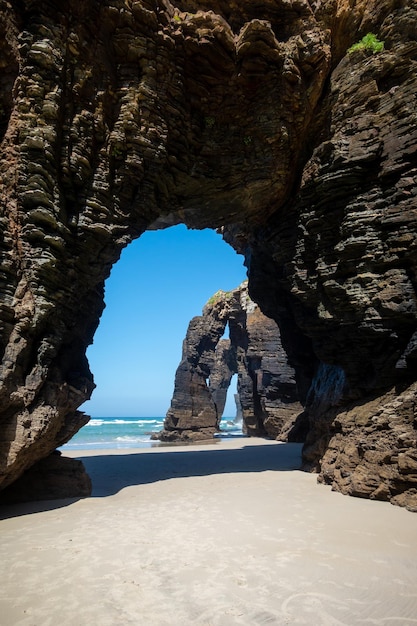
[0,0,416,508]
[246,4,417,509]
[156,282,303,441]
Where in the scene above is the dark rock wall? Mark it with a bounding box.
[158,283,302,441]
[247,2,417,508]
[162,291,229,440]
[0,0,416,508]
[241,307,305,440]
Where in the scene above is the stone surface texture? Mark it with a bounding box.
[0,451,92,503]
[157,282,303,441]
[0,0,416,508]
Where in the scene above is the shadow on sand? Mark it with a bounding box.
[82,442,304,497]
[0,442,303,518]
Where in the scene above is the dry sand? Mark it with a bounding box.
[1,438,416,625]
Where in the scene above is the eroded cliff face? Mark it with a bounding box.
[0,0,416,508]
[157,282,303,441]
[247,3,417,509]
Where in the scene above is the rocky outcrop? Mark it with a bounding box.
[313,383,417,511]
[156,282,303,441]
[246,4,417,509]
[242,307,306,441]
[0,451,92,503]
[160,294,229,441]
[0,0,416,508]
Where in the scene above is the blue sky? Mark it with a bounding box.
[81,225,246,417]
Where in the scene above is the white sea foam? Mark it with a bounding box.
[116,436,137,441]
[64,416,251,451]
[59,416,167,451]
[86,418,163,427]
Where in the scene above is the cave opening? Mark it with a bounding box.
[222,372,238,419]
[215,373,243,439]
[64,224,246,450]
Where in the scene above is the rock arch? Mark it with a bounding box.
[0,1,417,509]
[0,0,330,494]
[156,282,304,442]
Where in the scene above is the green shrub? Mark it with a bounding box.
[348,33,384,55]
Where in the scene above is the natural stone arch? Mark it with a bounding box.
[155,282,304,442]
[0,0,330,492]
[1,0,417,510]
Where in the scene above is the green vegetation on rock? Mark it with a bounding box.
[206,289,234,306]
[348,33,384,55]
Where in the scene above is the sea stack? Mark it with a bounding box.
[155,282,303,442]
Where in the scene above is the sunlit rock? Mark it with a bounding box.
[156,282,303,441]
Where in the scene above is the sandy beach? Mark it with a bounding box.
[1,438,416,625]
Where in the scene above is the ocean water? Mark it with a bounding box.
[61,416,244,451]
